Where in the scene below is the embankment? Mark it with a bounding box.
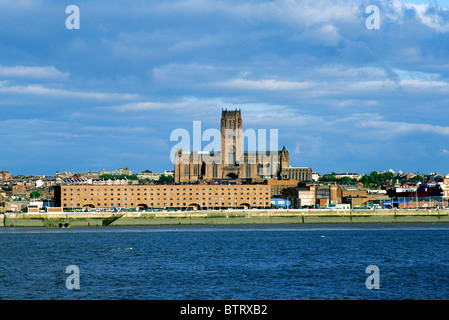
[2,209,449,227]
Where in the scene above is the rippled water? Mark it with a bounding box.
[1,223,449,300]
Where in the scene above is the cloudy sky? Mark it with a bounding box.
[1,0,449,176]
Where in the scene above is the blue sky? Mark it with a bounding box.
[1,0,449,176]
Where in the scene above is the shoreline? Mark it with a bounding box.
[2,208,449,228]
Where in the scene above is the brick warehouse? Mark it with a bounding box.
[54,183,271,210]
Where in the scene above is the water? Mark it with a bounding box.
[1,223,449,300]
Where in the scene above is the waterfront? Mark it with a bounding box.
[1,224,449,300]
[2,208,449,227]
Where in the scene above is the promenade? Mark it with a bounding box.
[2,208,449,227]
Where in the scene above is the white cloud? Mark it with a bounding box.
[0,82,139,100]
[152,0,359,26]
[106,101,175,112]
[214,78,312,91]
[0,65,69,79]
[354,116,449,136]
[405,3,449,32]
[293,23,343,46]
[346,78,449,93]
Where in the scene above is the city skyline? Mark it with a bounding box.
[1,1,449,176]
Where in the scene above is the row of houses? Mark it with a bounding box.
[2,166,449,212]
[280,180,449,209]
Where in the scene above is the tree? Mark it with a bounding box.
[30,191,41,199]
[338,176,355,184]
[410,175,424,182]
[359,171,395,188]
[138,178,155,185]
[158,174,174,183]
[319,173,337,183]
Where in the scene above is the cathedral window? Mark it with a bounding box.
[213,163,217,178]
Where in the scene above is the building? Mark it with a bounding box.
[281,183,342,208]
[99,166,132,176]
[265,178,298,198]
[316,184,342,208]
[2,185,34,197]
[270,198,291,208]
[2,201,29,212]
[137,171,174,181]
[334,172,362,180]
[174,109,294,183]
[59,178,129,185]
[387,183,443,198]
[54,183,271,210]
[341,189,390,208]
[280,167,313,182]
[0,170,12,181]
[281,184,315,208]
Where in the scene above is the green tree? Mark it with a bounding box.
[338,176,355,184]
[158,174,174,183]
[30,191,41,199]
[138,178,155,184]
[319,173,336,182]
[410,175,424,182]
[360,171,395,188]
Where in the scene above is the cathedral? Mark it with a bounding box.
[174,109,301,183]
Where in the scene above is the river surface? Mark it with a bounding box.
[1,223,449,300]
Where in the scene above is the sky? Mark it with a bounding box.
[1,0,449,176]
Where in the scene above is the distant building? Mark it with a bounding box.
[316,184,342,208]
[341,188,389,208]
[3,201,29,212]
[443,185,449,199]
[280,167,312,182]
[334,173,362,180]
[0,170,12,181]
[281,183,341,208]
[59,178,128,185]
[137,170,174,181]
[265,178,298,198]
[270,198,291,208]
[388,183,443,198]
[2,185,34,197]
[99,166,132,176]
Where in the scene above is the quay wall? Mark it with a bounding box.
[2,209,449,227]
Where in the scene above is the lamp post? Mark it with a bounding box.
[416,188,418,210]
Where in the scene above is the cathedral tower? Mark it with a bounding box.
[221,109,243,166]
